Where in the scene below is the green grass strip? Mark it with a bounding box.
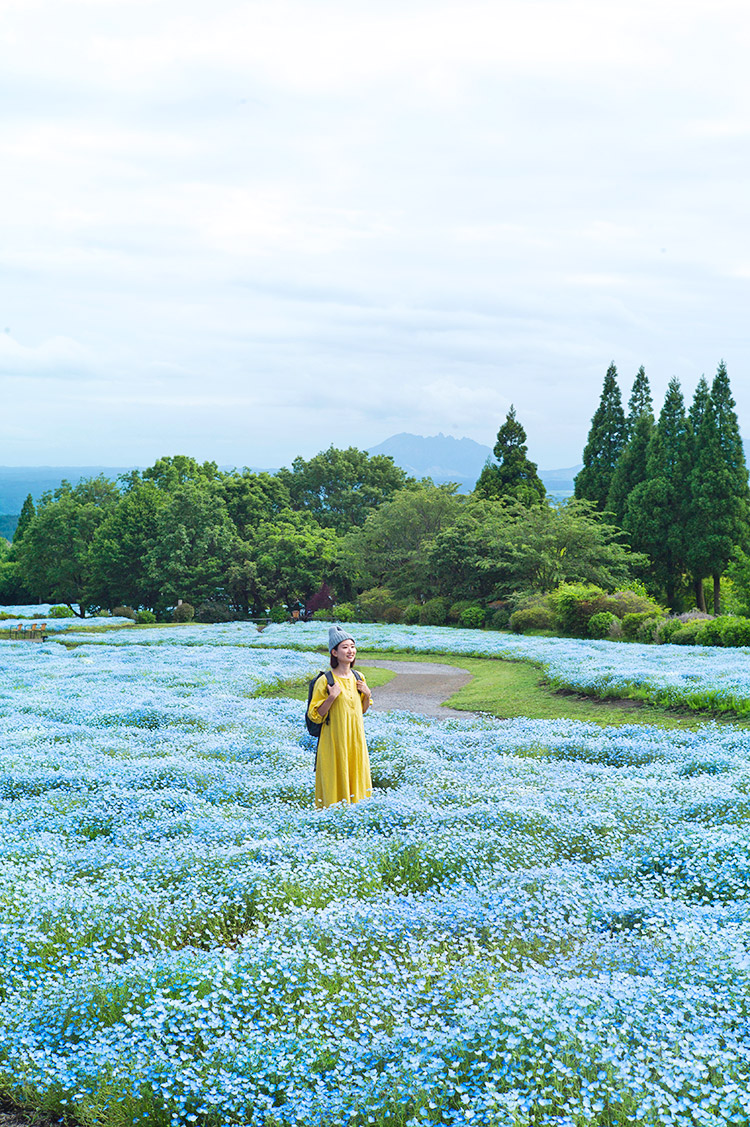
[356,650,750,730]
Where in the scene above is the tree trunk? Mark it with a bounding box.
[713,573,721,616]
[694,577,707,613]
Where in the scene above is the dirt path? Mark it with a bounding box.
[363,659,474,718]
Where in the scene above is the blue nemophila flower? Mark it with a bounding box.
[1,630,750,1124]
[243,620,750,717]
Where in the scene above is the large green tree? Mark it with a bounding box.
[338,482,461,598]
[132,455,221,492]
[220,470,291,540]
[87,482,165,610]
[423,497,645,601]
[474,405,545,505]
[143,481,238,609]
[425,500,508,601]
[482,499,644,595]
[624,378,690,608]
[277,446,408,534]
[16,477,120,614]
[229,510,339,615]
[575,363,626,510]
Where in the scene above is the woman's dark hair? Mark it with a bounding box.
[330,649,356,670]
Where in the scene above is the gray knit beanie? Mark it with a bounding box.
[328,624,355,651]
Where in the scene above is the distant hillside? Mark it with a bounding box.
[368,433,580,495]
[0,466,138,515]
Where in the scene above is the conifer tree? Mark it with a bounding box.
[13,494,35,543]
[624,377,689,608]
[607,367,654,526]
[684,378,714,611]
[702,362,750,612]
[574,363,626,510]
[474,405,546,506]
[625,365,653,438]
[688,375,711,435]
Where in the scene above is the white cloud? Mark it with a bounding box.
[0,0,749,470]
[0,333,97,378]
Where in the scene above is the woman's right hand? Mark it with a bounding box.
[327,680,342,700]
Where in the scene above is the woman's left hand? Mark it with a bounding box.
[358,681,373,703]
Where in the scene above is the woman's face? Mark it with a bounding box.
[333,638,357,664]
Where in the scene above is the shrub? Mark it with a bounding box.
[458,605,486,629]
[112,606,137,621]
[670,619,710,645]
[172,602,195,623]
[622,611,664,641]
[419,598,449,626]
[195,602,237,624]
[486,602,511,630]
[655,611,712,645]
[510,603,555,634]
[48,605,75,618]
[311,608,333,621]
[136,610,157,624]
[588,611,618,639]
[382,605,404,624]
[636,616,661,643]
[487,608,511,631]
[358,588,396,622]
[700,615,750,647]
[549,584,610,636]
[333,602,356,622]
[448,600,476,624]
[550,583,665,638]
[607,589,665,618]
[403,604,421,625]
[268,606,288,624]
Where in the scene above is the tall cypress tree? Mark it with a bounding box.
[688,375,711,435]
[574,363,626,510]
[474,405,546,506]
[704,362,750,612]
[685,378,715,611]
[625,365,653,438]
[624,377,690,608]
[13,494,36,544]
[607,367,654,525]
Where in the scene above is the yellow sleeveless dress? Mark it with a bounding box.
[308,672,373,810]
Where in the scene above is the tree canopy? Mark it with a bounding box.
[277,446,409,533]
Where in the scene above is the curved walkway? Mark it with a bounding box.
[364,659,474,718]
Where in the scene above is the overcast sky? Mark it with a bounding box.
[1,0,749,470]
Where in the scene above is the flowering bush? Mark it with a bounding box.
[1,630,750,1124]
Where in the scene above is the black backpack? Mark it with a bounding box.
[305,668,363,739]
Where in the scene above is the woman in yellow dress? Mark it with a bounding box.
[308,625,373,810]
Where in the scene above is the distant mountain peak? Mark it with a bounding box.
[368,432,580,494]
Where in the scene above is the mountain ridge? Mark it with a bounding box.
[367,432,579,494]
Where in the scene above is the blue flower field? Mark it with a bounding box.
[1,624,750,1125]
